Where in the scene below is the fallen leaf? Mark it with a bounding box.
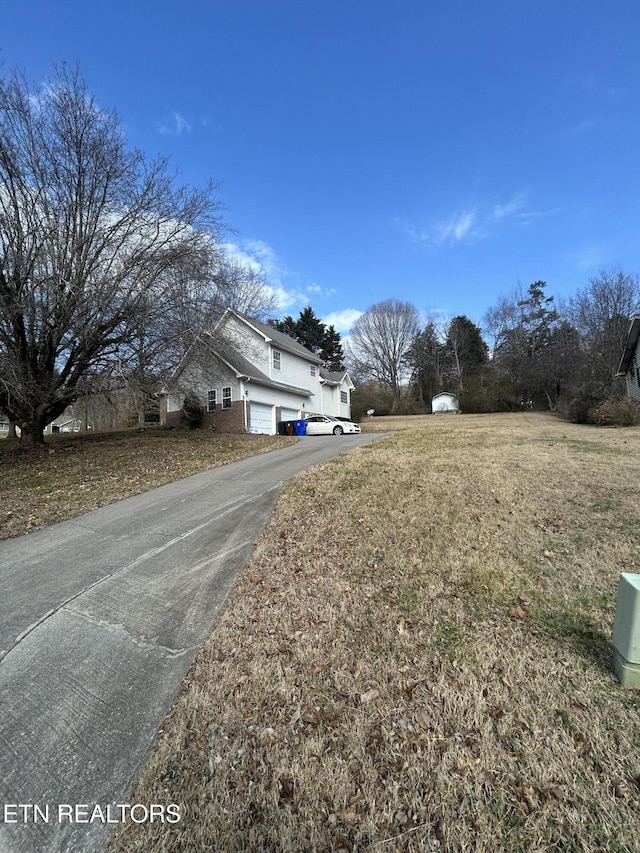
[340,807,360,823]
[360,689,380,704]
[509,606,526,619]
[478,769,495,786]
[543,550,555,560]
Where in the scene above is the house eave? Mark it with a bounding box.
[219,309,323,364]
[617,316,640,376]
[244,376,313,398]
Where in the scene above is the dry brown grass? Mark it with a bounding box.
[104,413,639,851]
[0,428,295,539]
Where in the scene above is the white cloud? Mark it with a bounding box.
[404,193,561,247]
[563,244,607,271]
[156,111,192,136]
[436,208,477,244]
[402,221,431,243]
[322,309,363,334]
[402,207,479,247]
[230,239,283,283]
[224,239,337,314]
[491,193,526,220]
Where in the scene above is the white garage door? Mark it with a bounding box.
[250,402,273,434]
[280,407,298,421]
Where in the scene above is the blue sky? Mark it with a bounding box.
[3,1,640,335]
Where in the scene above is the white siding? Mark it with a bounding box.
[220,313,324,409]
[269,345,322,402]
[627,343,640,401]
[320,380,352,418]
[219,315,270,372]
[167,350,240,414]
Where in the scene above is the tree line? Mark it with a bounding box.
[2,65,638,445]
[347,272,640,420]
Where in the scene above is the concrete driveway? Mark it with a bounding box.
[0,433,386,853]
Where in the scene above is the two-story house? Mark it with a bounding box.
[160,309,355,434]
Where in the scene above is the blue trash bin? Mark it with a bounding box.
[294,418,307,436]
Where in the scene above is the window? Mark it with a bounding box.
[207,390,217,412]
[309,364,317,377]
[340,390,348,404]
[222,387,232,409]
[272,349,282,371]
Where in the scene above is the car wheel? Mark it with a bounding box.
[333,425,343,435]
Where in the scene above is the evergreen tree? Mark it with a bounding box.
[493,281,564,407]
[272,306,345,370]
[408,321,443,406]
[443,315,488,392]
[319,325,346,371]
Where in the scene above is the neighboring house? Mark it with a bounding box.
[160,309,355,435]
[616,315,640,401]
[432,392,459,414]
[0,411,83,437]
[45,414,85,434]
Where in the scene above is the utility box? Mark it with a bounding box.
[612,573,640,689]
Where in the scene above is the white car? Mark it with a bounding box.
[304,416,361,436]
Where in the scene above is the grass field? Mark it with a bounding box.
[97,412,640,853]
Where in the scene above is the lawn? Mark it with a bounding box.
[0,428,296,539]
[103,413,640,852]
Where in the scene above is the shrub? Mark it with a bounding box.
[567,393,601,424]
[593,397,640,427]
[181,392,204,429]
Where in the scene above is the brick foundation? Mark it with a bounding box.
[164,400,247,434]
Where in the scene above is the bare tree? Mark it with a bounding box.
[567,268,640,396]
[482,287,523,360]
[347,299,420,410]
[213,255,277,322]
[0,65,224,445]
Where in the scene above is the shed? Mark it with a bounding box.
[432,392,459,414]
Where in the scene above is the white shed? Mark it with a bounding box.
[432,392,459,414]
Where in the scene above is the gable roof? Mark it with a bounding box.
[617,316,640,376]
[219,309,323,364]
[204,333,312,397]
[319,367,353,387]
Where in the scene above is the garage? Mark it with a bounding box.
[280,407,299,421]
[250,402,274,434]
